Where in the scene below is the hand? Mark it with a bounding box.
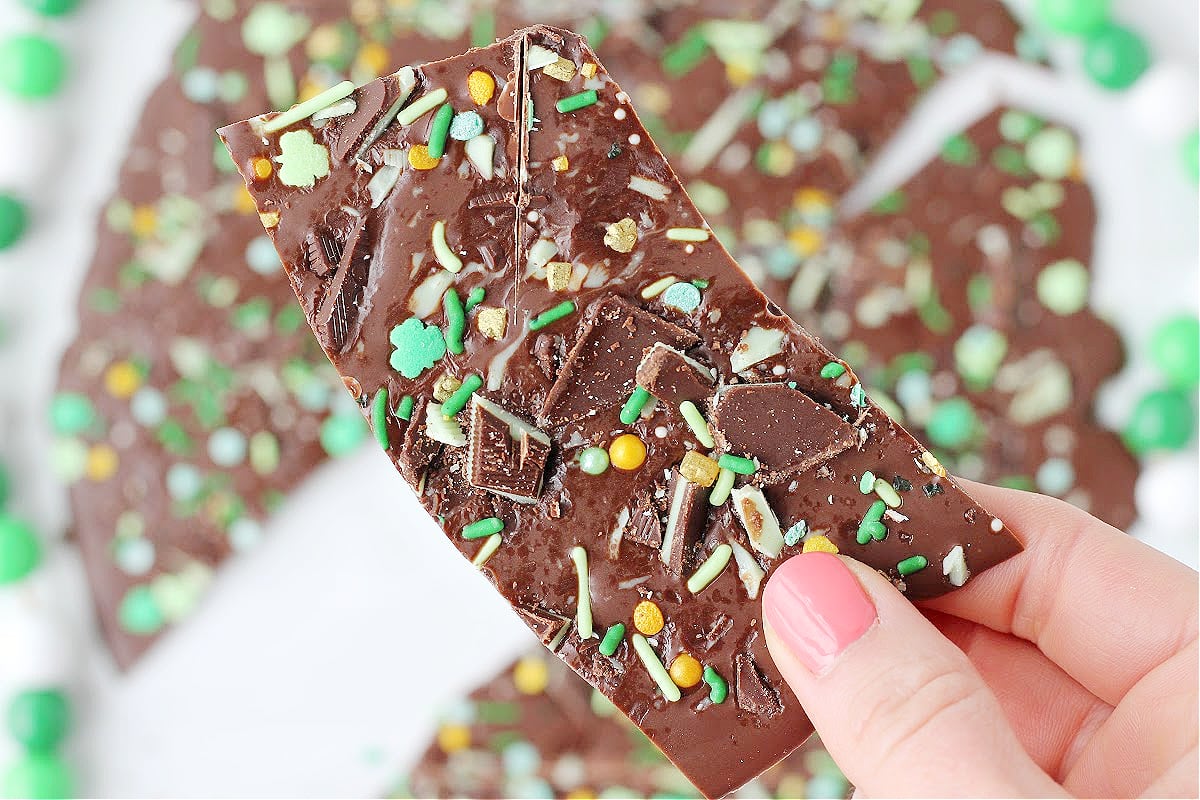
[762,480,1198,798]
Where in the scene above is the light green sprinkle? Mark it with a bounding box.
[444,288,466,355]
[718,454,756,475]
[529,301,576,331]
[873,478,903,508]
[262,80,355,133]
[427,102,454,159]
[275,129,329,187]
[858,471,875,494]
[703,665,728,704]
[371,388,390,450]
[462,517,504,539]
[631,634,681,702]
[570,546,593,639]
[397,395,414,421]
[442,374,482,417]
[708,467,736,506]
[665,227,710,242]
[897,554,928,576]
[686,544,732,593]
[432,219,463,273]
[556,89,599,113]
[1036,258,1089,315]
[864,499,887,524]
[464,286,486,312]
[599,623,625,657]
[820,361,846,379]
[783,520,808,547]
[640,275,677,299]
[620,387,652,424]
[397,87,449,126]
[471,533,503,567]
[679,401,715,448]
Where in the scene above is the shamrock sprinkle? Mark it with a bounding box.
[389,318,446,379]
[275,129,330,188]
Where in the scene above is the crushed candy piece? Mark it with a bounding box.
[543,57,577,82]
[802,535,839,554]
[476,306,507,340]
[679,451,720,487]
[604,217,638,253]
[546,261,572,291]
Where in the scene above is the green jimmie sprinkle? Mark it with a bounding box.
[599,623,625,657]
[397,395,414,421]
[556,89,598,114]
[717,453,756,475]
[371,387,389,450]
[529,301,576,331]
[620,387,652,425]
[702,665,727,704]
[443,288,466,355]
[462,517,504,540]
[897,554,929,576]
[427,102,454,159]
[441,374,482,417]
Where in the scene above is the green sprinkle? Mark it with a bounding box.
[897,555,928,576]
[529,301,576,331]
[708,467,736,506]
[599,623,625,657]
[464,286,485,312]
[371,388,389,450]
[783,520,808,547]
[849,383,868,408]
[864,499,886,524]
[570,546,593,639]
[632,634,681,702]
[679,401,715,448]
[470,9,495,48]
[442,374,482,417]
[702,666,728,704]
[820,361,846,379]
[397,87,448,126]
[579,447,610,475]
[873,478,903,508]
[263,80,355,133]
[857,520,887,545]
[718,454,756,475]
[556,89,599,114]
[686,544,732,594]
[662,25,709,76]
[397,395,414,421]
[471,533,503,567]
[462,517,504,540]
[858,471,876,494]
[620,387,652,424]
[443,288,466,355]
[427,102,454,159]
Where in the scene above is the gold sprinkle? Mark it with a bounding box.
[433,374,463,402]
[580,62,598,78]
[476,306,507,339]
[543,57,577,82]
[259,211,280,229]
[546,261,572,292]
[604,217,638,253]
[408,145,440,170]
[921,450,948,478]
[467,70,496,105]
[802,535,839,554]
[551,154,569,172]
[680,451,720,488]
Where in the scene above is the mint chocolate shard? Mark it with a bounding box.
[636,343,717,408]
[222,24,1022,800]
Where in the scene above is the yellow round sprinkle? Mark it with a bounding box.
[252,157,273,180]
[468,69,496,106]
[726,61,755,87]
[356,41,390,78]
[788,226,824,257]
[233,185,258,215]
[608,434,646,471]
[669,653,703,688]
[408,144,441,170]
[802,534,839,555]
[130,205,157,238]
[436,723,471,753]
[513,656,549,695]
[86,445,119,482]
[793,187,832,212]
[104,361,142,398]
[306,25,342,61]
[632,599,664,636]
[566,789,596,800]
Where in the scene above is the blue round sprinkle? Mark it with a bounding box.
[228,517,263,551]
[502,741,541,776]
[182,67,219,103]
[1036,457,1075,496]
[788,116,823,152]
[130,388,167,426]
[114,537,156,576]
[449,110,485,141]
[166,464,203,501]
[208,428,248,467]
[661,281,702,313]
[245,235,281,275]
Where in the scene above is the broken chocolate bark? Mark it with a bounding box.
[223,26,1022,798]
[637,343,717,408]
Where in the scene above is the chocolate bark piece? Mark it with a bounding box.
[636,343,716,408]
[735,653,783,718]
[468,395,551,503]
[625,492,664,550]
[659,469,710,576]
[223,26,1025,797]
[711,383,857,481]
[515,606,573,651]
[540,296,698,427]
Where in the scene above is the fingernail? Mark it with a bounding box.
[763,552,876,674]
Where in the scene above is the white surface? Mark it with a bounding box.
[0,0,1196,797]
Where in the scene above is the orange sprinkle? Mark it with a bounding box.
[632,599,664,636]
[252,157,273,180]
[608,434,646,471]
[467,70,496,106]
[669,653,703,688]
[408,145,441,170]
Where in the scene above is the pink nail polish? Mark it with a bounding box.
[763,552,876,674]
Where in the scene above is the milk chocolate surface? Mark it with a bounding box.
[221,27,1023,796]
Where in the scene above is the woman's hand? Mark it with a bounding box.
[762,480,1198,798]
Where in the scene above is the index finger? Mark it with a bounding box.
[922,480,1198,707]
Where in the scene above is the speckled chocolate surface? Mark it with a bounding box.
[220,27,1023,796]
[394,652,851,800]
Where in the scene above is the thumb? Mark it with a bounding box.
[762,552,1064,798]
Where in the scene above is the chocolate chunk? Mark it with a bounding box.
[330,76,389,161]
[636,343,716,408]
[398,396,440,487]
[626,496,663,550]
[659,469,710,576]
[304,229,342,276]
[515,606,572,651]
[468,395,551,503]
[711,384,857,480]
[735,654,782,718]
[540,296,698,426]
[315,214,371,354]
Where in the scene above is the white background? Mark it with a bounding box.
[0,0,1196,796]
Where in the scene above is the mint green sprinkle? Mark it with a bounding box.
[462,517,504,539]
[703,666,727,704]
[873,479,903,509]
[427,102,454,159]
[858,471,876,494]
[556,90,599,114]
[708,468,736,506]
[679,401,715,448]
[443,288,466,355]
[464,286,485,312]
[371,388,389,450]
[620,387,652,425]
[717,454,756,475]
[897,555,928,576]
[599,623,625,657]
[820,361,846,379]
[783,520,807,547]
[397,395,414,421]
[529,301,576,331]
[442,374,482,417]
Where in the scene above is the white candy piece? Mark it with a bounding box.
[942,545,970,588]
[526,45,559,70]
[464,134,495,180]
[425,402,466,446]
[730,485,784,558]
[728,538,765,599]
[366,164,400,208]
[729,325,786,373]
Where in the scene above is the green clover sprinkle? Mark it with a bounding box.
[389,318,446,379]
[276,129,330,188]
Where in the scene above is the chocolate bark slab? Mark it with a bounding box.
[222,27,1022,797]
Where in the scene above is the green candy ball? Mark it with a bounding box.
[0,515,42,585]
[1,753,74,800]
[0,193,29,251]
[118,585,164,635]
[1034,0,1110,34]
[49,393,97,435]
[1150,315,1200,388]
[0,34,67,99]
[1124,389,1195,454]
[320,412,367,457]
[1083,25,1150,90]
[19,0,82,16]
[7,689,70,752]
[925,397,979,450]
[0,463,9,510]
[578,447,610,475]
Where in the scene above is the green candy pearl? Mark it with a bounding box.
[118,584,165,634]
[925,397,978,450]
[19,0,82,16]
[0,34,67,99]
[0,515,41,585]
[0,193,29,250]
[49,393,97,435]
[1083,25,1150,90]
[1124,388,1195,454]
[7,690,70,752]
[1033,0,1110,35]
[1150,315,1200,388]
[1,753,74,800]
[319,412,367,457]
[579,447,610,475]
